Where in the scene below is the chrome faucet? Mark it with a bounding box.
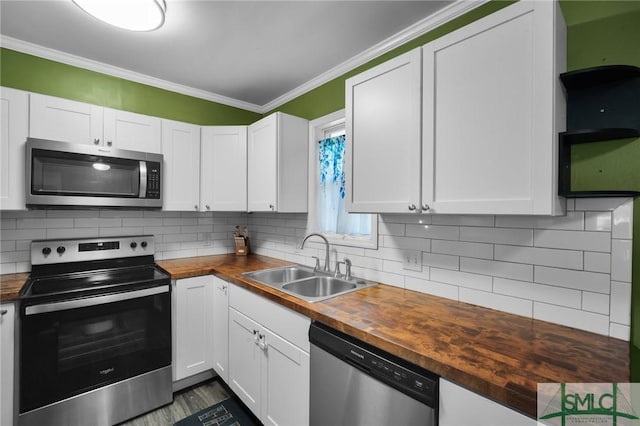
[299,233,330,272]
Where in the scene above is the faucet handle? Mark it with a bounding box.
[311,256,320,272]
[343,257,352,280]
[334,261,344,278]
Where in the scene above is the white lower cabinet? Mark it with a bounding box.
[439,378,536,426]
[173,276,215,382]
[1,303,15,426]
[212,276,229,382]
[228,284,310,426]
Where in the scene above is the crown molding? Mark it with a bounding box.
[1,0,488,115]
[263,0,489,112]
[0,35,264,113]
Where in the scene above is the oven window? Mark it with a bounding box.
[20,292,171,413]
[31,148,140,197]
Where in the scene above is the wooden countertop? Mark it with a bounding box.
[2,254,630,419]
[0,273,29,302]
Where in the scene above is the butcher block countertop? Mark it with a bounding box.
[2,253,630,418]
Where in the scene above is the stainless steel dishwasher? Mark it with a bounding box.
[309,322,439,426]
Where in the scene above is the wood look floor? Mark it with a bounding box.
[118,379,231,426]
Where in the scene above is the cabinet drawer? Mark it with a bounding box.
[229,284,310,352]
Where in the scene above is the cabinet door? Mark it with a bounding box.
[247,114,278,212]
[1,304,15,426]
[1,87,28,210]
[173,276,214,381]
[228,308,262,417]
[422,0,565,215]
[211,276,229,383]
[345,48,422,213]
[103,108,162,153]
[29,93,103,146]
[201,126,247,212]
[261,327,310,426]
[439,379,536,426]
[162,119,201,211]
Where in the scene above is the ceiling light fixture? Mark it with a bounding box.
[72,0,166,32]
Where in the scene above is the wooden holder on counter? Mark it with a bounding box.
[234,236,249,256]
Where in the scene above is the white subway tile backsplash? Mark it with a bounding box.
[422,252,459,271]
[583,252,611,273]
[459,226,533,246]
[582,292,610,315]
[405,276,459,300]
[608,323,630,340]
[431,215,494,227]
[610,281,631,326]
[575,198,628,211]
[459,288,532,317]
[495,211,584,230]
[612,199,633,239]
[534,302,610,336]
[534,229,610,252]
[460,257,533,282]
[584,211,612,232]
[611,239,632,282]
[406,224,459,240]
[495,245,583,270]
[431,240,494,260]
[534,266,610,294]
[493,277,581,309]
[430,268,492,292]
[0,197,632,340]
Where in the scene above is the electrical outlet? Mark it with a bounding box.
[403,250,422,272]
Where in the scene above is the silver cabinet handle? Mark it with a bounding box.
[107,140,113,146]
[194,205,198,210]
[93,138,100,145]
[422,204,430,212]
[206,205,210,210]
[269,204,274,210]
[1,309,7,316]
[408,204,417,211]
[258,333,267,351]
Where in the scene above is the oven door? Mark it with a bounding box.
[19,286,171,414]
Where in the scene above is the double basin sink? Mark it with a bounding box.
[242,264,377,302]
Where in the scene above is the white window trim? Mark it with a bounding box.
[307,110,378,249]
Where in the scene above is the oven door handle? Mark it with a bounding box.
[24,285,168,315]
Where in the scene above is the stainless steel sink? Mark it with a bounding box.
[242,265,316,286]
[242,264,377,302]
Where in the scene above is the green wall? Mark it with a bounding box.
[0,49,261,125]
[1,0,638,378]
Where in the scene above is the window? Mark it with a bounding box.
[307,110,378,249]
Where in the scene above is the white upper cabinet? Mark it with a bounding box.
[346,1,566,216]
[30,93,103,146]
[200,126,247,212]
[247,112,308,212]
[103,108,162,153]
[29,93,162,153]
[422,0,566,215]
[345,48,422,214]
[162,119,201,211]
[1,87,29,210]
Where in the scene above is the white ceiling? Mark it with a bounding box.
[0,0,461,112]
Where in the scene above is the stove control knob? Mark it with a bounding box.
[56,246,66,255]
[42,247,52,255]
[130,242,138,249]
[141,241,148,248]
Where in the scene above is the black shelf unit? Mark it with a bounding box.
[558,65,640,197]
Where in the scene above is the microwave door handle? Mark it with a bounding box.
[24,286,168,315]
[139,161,147,198]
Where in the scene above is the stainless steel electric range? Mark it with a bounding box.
[18,235,172,426]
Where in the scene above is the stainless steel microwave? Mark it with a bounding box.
[26,138,162,209]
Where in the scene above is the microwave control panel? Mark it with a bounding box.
[146,161,161,199]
